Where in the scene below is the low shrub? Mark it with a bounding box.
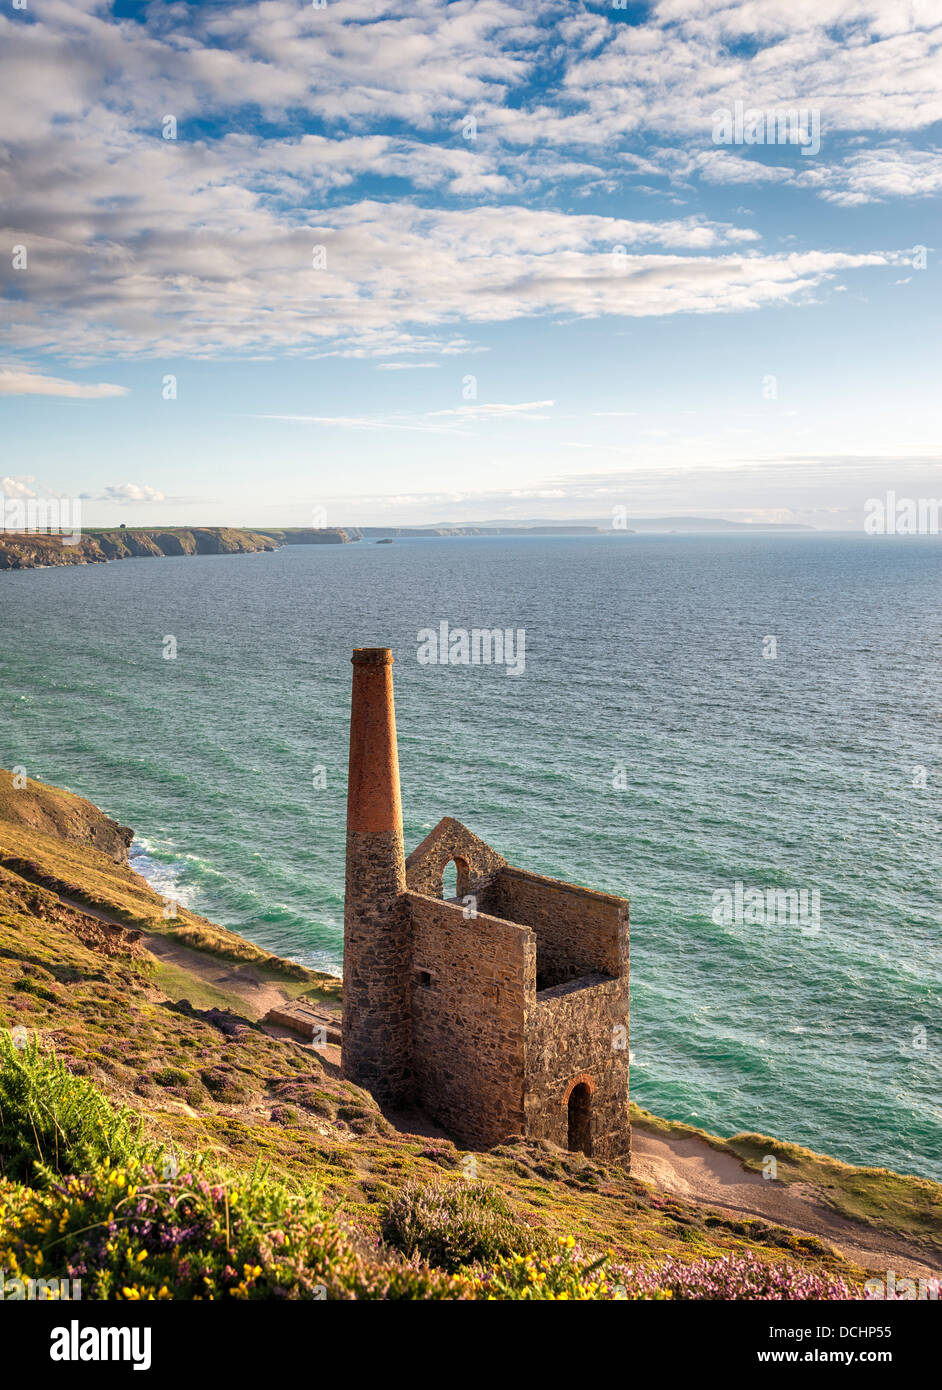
[151,1066,190,1088]
[381,1179,546,1272]
[611,1252,855,1300]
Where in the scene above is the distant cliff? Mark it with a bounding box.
[0,526,351,570]
[257,527,357,545]
[347,524,607,538]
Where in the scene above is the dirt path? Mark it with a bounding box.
[54,890,296,1019]
[632,1127,939,1280]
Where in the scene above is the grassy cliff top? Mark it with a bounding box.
[0,771,938,1297]
[0,770,333,989]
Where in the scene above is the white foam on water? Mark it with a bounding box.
[129,839,200,912]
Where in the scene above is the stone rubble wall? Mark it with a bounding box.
[483,866,626,989]
[524,972,631,1162]
[405,890,531,1148]
[405,817,507,899]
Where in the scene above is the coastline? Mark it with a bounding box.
[0,526,354,570]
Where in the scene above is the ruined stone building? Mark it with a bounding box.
[341,647,630,1162]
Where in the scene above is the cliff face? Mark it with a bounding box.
[0,526,364,569]
[0,527,280,569]
[0,772,132,864]
[257,527,356,545]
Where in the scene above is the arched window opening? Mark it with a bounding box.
[442,859,458,900]
[567,1082,593,1157]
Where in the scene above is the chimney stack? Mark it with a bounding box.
[346,648,403,839]
[341,648,412,1104]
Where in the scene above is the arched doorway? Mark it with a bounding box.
[565,1074,595,1156]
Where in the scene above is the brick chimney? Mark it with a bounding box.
[341,648,412,1104]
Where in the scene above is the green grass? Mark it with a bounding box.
[0,1032,158,1185]
[150,961,260,1016]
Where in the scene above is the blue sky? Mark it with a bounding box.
[1,0,940,527]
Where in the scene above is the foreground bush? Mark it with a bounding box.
[475,1240,639,1300]
[0,1032,154,1185]
[381,1179,546,1272]
[0,1158,465,1300]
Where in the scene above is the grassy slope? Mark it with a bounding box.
[0,771,336,992]
[0,773,938,1285]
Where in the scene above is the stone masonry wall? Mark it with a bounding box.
[484,867,625,990]
[405,818,507,899]
[405,890,531,1148]
[524,972,631,1162]
[341,827,413,1105]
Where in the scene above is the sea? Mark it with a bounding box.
[1,533,939,1179]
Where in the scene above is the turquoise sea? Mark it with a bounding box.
[1,534,939,1179]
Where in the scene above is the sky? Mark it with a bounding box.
[1,0,940,529]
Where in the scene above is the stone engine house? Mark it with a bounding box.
[342,647,631,1162]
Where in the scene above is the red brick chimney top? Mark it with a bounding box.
[346,646,403,834]
[351,648,394,666]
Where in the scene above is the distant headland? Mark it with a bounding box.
[0,526,346,570]
[0,517,815,570]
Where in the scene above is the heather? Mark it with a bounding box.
[0,1157,464,1301]
[0,1159,864,1302]
[0,1041,869,1301]
[611,1252,855,1301]
[381,1179,550,1272]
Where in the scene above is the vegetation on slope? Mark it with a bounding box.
[0,771,937,1298]
[0,771,329,985]
[0,1039,861,1301]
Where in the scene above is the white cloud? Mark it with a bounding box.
[375,361,442,371]
[0,0,933,366]
[427,400,555,420]
[0,368,128,398]
[802,144,942,203]
[102,484,166,503]
[0,184,892,360]
[1,475,37,499]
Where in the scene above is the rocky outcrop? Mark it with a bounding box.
[0,527,280,570]
[0,534,108,568]
[0,771,133,864]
